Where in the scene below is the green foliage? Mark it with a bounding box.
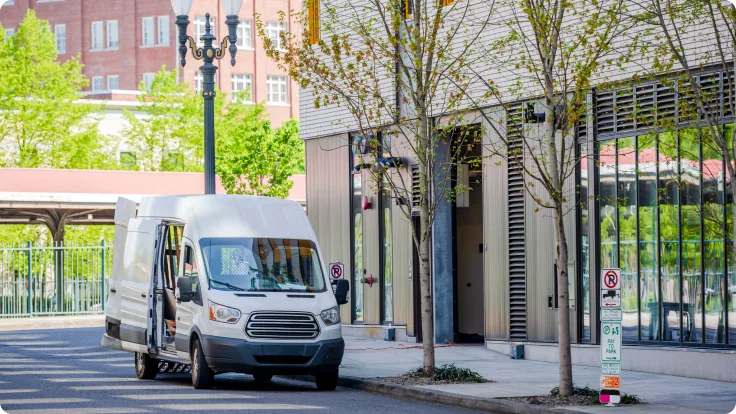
[217,102,303,198]
[415,364,486,383]
[0,225,113,246]
[122,67,220,172]
[0,10,111,169]
[549,385,644,405]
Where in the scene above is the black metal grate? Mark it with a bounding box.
[411,164,421,216]
[507,103,527,341]
[245,312,320,340]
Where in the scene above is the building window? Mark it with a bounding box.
[106,20,118,49]
[307,0,320,45]
[236,20,252,49]
[91,21,104,50]
[266,75,288,105]
[120,152,137,169]
[194,16,215,47]
[265,21,285,50]
[4,29,14,39]
[593,72,736,347]
[54,24,66,54]
[231,74,253,103]
[4,0,14,5]
[351,136,364,322]
[107,75,119,91]
[91,76,105,92]
[380,173,393,323]
[142,17,155,46]
[142,72,156,90]
[157,16,170,45]
[194,71,203,94]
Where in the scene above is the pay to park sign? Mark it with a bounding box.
[600,268,622,405]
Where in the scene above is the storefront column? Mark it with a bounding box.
[432,136,454,344]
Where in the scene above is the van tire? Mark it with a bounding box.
[315,371,338,391]
[253,373,273,383]
[135,352,158,380]
[191,339,214,389]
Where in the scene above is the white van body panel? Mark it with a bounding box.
[120,219,161,332]
[107,197,137,323]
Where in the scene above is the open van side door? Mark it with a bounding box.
[119,218,164,353]
[105,197,137,326]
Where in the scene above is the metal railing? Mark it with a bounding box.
[0,242,111,317]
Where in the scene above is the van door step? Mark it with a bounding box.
[158,361,190,374]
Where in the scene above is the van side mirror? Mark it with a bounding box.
[333,280,349,305]
[176,277,192,302]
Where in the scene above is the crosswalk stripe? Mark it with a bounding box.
[0,389,38,394]
[3,408,150,414]
[154,404,324,410]
[0,398,89,404]
[121,394,255,400]
[0,371,101,376]
[72,385,190,391]
[46,378,139,383]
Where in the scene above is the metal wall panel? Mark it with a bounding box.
[361,170,381,324]
[483,109,510,340]
[305,135,352,323]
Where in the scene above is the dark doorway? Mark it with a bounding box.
[411,216,423,342]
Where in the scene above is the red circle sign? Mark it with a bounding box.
[330,264,343,279]
[604,270,618,289]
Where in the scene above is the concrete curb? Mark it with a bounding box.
[284,374,583,414]
[0,315,105,331]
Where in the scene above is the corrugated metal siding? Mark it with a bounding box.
[483,108,510,340]
[390,134,415,329]
[305,135,352,323]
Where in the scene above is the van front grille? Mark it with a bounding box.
[245,312,320,340]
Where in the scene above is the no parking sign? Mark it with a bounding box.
[329,262,344,280]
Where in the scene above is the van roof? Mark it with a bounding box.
[136,195,315,241]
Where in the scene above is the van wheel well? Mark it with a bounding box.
[189,332,200,357]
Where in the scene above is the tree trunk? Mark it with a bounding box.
[419,197,435,374]
[555,206,573,396]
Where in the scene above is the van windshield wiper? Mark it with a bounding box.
[210,279,245,291]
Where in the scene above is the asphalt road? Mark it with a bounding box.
[0,327,477,414]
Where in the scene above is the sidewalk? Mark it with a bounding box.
[339,337,736,413]
[0,314,104,331]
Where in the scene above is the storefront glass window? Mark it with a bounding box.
[658,131,681,342]
[638,133,659,341]
[599,140,617,269]
[351,139,364,322]
[617,137,639,341]
[727,124,736,344]
[703,127,725,343]
[680,128,703,343]
[381,175,393,323]
[581,142,590,343]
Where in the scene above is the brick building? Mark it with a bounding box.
[0,0,299,126]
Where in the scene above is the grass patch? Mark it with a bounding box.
[504,385,646,407]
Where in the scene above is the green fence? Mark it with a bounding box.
[0,242,112,317]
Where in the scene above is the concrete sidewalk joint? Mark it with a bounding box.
[285,374,579,414]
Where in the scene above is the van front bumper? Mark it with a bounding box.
[200,335,345,375]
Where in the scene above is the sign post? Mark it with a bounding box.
[600,268,622,406]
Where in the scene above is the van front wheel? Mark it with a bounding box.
[315,371,338,391]
[191,339,214,389]
[135,352,158,380]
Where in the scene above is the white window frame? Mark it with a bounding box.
[266,75,288,105]
[143,72,156,90]
[141,17,155,47]
[265,22,286,51]
[157,16,170,45]
[236,20,252,49]
[194,16,216,47]
[231,74,253,103]
[107,75,119,91]
[91,21,104,50]
[55,24,67,54]
[194,71,203,94]
[91,76,105,92]
[106,20,118,49]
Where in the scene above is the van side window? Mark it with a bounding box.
[184,245,202,304]
[163,225,183,290]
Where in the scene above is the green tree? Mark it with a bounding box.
[122,67,220,172]
[0,10,108,169]
[217,102,303,198]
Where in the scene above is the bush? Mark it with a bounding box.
[415,364,486,383]
[549,385,645,404]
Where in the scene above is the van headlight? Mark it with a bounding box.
[208,301,241,323]
[320,307,340,326]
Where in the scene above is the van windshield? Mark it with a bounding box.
[200,238,327,292]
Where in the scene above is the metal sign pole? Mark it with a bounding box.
[600,268,622,406]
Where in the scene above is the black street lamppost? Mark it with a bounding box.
[170,0,244,194]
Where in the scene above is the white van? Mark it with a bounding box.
[102,195,349,390]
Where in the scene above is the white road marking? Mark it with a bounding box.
[71,385,190,391]
[0,359,43,364]
[106,363,133,368]
[28,346,100,352]
[79,357,131,362]
[154,404,324,410]
[0,341,66,346]
[122,394,255,400]
[53,351,126,357]
[0,370,101,376]
[46,378,139,383]
[0,365,71,369]
[0,389,38,394]
[5,408,151,414]
[0,398,89,404]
